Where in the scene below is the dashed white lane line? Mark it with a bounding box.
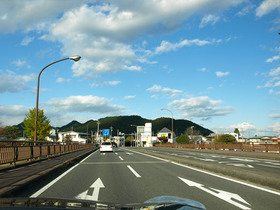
[127,165,141,178]
[119,156,124,161]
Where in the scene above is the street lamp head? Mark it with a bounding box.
[69,55,81,62]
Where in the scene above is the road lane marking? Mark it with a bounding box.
[229,158,255,162]
[75,178,105,201]
[127,165,141,178]
[257,163,280,169]
[172,161,280,196]
[226,163,254,168]
[126,149,280,196]
[119,156,124,161]
[179,177,251,209]
[30,150,98,198]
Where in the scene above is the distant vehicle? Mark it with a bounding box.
[100,142,113,152]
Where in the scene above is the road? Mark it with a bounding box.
[138,147,280,174]
[18,148,279,209]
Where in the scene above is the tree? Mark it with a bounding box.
[234,128,240,137]
[4,126,21,139]
[214,134,236,143]
[0,121,5,138]
[23,108,51,141]
[175,134,190,144]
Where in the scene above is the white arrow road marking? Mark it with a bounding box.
[178,177,251,210]
[75,178,105,201]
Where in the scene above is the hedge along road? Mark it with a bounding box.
[131,147,280,191]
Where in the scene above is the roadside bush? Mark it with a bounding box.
[175,134,190,144]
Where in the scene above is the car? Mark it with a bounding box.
[100,142,113,152]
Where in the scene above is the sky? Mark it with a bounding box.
[0,0,280,137]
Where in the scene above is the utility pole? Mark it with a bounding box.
[110,126,113,141]
[97,120,100,143]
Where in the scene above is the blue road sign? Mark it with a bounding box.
[102,129,110,136]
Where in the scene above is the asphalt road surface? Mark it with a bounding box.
[138,147,280,175]
[19,148,280,209]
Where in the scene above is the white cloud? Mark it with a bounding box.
[0,105,29,126]
[168,96,233,118]
[0,70,35,93]
[199,14,220,28]
[147,84,182,97]
[0,0,86,33]
[38,1,241,77]
[0,0,245,79]
[124,95,136,100]
[256,0,280,18]
[267,121,280,133]
[12,59,28,67]
[20,36,34,46]
[266,55,280,63]
[44,95,125,115]
[269,113,280,119]
[201,67,207,72]
[56,77,71,83]
[155,39,221,54]
[269,67,280,77]
[236,4,255,16]
[90,80,121,87]
[228,122,257,131]
[216,71,230,77]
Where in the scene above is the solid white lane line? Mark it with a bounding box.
[119,156,124,161]
[127,165,141,178]
[30,150,98,198]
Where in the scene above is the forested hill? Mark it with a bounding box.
[58,115,213,137]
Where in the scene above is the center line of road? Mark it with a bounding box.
[127,165,141,178]
[119,156,123,161]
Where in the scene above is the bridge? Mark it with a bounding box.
[0,141,279,209]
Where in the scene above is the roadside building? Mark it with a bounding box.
[157,127,173,143]
[58,131,89,144]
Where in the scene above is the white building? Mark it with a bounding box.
[157,127,173,143]
[58,131,89,144]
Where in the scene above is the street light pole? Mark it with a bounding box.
[34,56,81,141]
[161,108,174,143]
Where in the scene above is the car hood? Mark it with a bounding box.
[0,196,206,209]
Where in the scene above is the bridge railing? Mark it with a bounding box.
[154,143,280,153]
[0,140,95,165]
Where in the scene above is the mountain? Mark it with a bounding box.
[57,115,213,137]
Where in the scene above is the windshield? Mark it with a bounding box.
[0,1,280,210]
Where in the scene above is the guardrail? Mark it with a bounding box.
[0,140,95,166]
[154,143,280,153]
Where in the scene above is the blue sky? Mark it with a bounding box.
[0,0,279,137]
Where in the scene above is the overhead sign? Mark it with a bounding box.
[102,129,110,136]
